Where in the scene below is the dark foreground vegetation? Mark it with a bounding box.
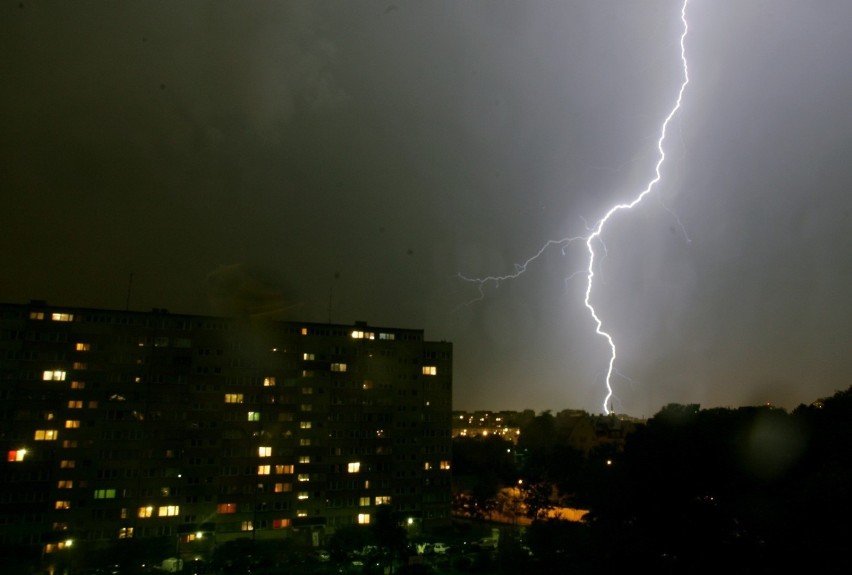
[453,387,852,573]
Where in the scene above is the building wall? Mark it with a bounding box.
[0,302,452,558]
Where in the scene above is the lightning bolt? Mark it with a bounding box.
[587,0,690,414]
[460,0,690,415]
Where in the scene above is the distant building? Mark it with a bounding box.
[452,409,642,454]
[451,410,523,443]
[0,301,452,562]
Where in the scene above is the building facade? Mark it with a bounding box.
[0,301,452,561]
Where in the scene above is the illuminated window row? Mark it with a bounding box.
[29,312,74,322]
[138,505,179,518]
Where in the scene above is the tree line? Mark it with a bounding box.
[452,387,852,574]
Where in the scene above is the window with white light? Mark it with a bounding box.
[43,370,66,381]
[258,446,272,457]
[347,462,360,473]
[7,449,26,462]
[358,513,370,524]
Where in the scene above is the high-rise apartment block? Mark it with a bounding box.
[0,301,452,560]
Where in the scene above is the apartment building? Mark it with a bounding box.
[0,301,452,561]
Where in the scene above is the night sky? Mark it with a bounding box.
[3,1,851,418]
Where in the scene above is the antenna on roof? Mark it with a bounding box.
[125,272,133,311]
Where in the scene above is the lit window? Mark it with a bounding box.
[299,438,311,446]
[303,353,315,360]
[35,429,58,441]
[297,510,308,517]
[57,480,73,489]
[217,503,236,514]
[247,412,260,422]
[263,377,276,387]
[51,313,74,322]
[272,518,291,529]
[118,527,134,539]
[359,497,370,507]
[158,505,179,517]
[94,489,116,499]
[258,446,272,457]
[301,327,308,335]
[7,449,26,462]
[297,491,309,500]
[379,333,395,341]
[44,540,73,554]
[274,483,292,493]
[241,521,253,531]
[55,500,71,510]
[75,343,90,351]
[347,462,360,473]
[351,330,375,340]
[29,311,44,320]
[440,460,451,470]
[60,460,75,469]
[276,464,294,475]
[299,456,310,464]
[138,506,153,518]
[422,366,437,376]
[375,496,391,505]
[297,474,310,482]
[224,393,243,404]
[299,421,312,429]
[65,420,80,429]
[67,400,83,409]
[43,370,66,381]
[424,462,432,471]
[258,465,271,475]
[331,363,347,372]
[358,513,370,525]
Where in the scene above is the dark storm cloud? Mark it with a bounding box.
[2,1,851,417]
